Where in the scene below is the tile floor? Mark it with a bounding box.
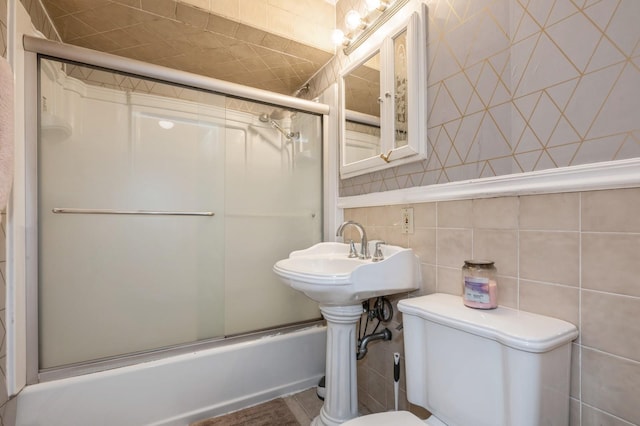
[284,387,374,425]
[282,388,324,425]
[207,386,374,425]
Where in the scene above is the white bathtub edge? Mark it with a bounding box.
[17,325,327,426]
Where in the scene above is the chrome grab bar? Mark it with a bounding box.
[52,208,214,216]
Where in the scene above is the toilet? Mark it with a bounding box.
[343,293,578,426]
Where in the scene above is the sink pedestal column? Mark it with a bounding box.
[313,304,363,426]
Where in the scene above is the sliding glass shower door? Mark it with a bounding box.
[37,58,322,370]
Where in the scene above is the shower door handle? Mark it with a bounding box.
[52,208,215,216]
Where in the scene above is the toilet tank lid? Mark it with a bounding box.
[398,294,578,353]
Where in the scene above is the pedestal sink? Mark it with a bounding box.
[273,242,421,426]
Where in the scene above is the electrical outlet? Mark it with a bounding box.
[401,207,414,234]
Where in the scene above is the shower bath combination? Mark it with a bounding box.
[259,111,300,140]
[16,31,331,425]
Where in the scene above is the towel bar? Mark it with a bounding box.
[52,208,214,216]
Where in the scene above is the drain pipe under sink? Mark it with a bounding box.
[356,328,392,360]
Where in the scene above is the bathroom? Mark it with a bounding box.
[1,0,639,425]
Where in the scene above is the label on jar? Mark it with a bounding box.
[464,276,490,304]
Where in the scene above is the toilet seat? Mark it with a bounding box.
[341,410,438,425]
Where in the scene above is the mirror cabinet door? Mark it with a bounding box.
[339,1,427,179]
[343,52,382,165]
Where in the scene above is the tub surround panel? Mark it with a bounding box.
[345,187,640,425]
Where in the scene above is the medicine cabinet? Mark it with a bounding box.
[339,1,427,179]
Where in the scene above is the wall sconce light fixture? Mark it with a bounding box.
[366,0,390,12]
[333,0,409,55]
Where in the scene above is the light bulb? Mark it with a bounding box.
[365,0,388,11]
[158,120,174,130]
[345,10,363,30]
[331,29,345,45]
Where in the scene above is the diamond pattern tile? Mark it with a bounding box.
[336,0,640,196]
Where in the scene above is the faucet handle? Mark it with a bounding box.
[348,240,358,258]
[372,241,386,262]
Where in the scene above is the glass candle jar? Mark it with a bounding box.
[461,260,498,309]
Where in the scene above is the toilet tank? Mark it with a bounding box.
[398,294,578,426]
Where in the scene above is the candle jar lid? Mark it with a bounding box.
[463,260,495,267]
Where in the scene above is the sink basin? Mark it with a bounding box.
[273,242,421,305]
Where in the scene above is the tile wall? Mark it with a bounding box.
[39,0,332,96]
[184,0,335,52]
[344,187,640,425]
[304,0,640,196]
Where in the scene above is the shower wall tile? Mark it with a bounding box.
[323,0,640,196]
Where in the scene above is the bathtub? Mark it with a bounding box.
[16,325,326,426]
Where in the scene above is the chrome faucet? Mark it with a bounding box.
[336,221,370,259]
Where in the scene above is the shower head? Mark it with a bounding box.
[257,112,298,140]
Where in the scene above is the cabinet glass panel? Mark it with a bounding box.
[393,29,409,148]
